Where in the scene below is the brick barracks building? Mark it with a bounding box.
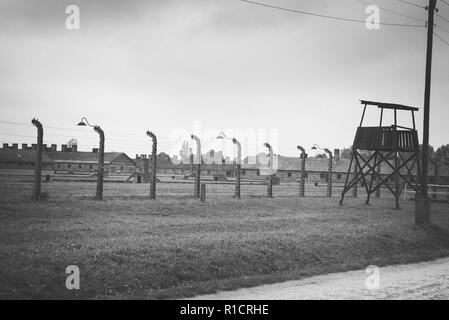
[1,143,448,184]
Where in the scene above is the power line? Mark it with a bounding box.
[434,30,449,46]
[440,0,449,7]
[237,0,425,27]
[435,23,449,34]
[435,12,449,24]
[395,0,426,9]
[353,0,426,22]
[0,120,173,140]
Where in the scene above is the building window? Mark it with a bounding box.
[110,166,116,173]
[78,164,82,169]
[287,172,292,177]
[68,164,71,168]
[337,174,342,180]
[242,170,246,176]
[226,171,232,177]
[89,165,93,170]
[257,170,260,176]
[304,173,308,179]
[121,166,124,171]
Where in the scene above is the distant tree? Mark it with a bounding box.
[340,147,372,159]
[433,145,449,184]
[436,145,449,165]
[179,141,191,164]
[315,153,328,159]
[340,148,352,159]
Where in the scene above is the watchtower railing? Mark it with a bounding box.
[353,126,419,152]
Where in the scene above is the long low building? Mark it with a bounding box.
[1,143,448,184]
[1,143,136,176]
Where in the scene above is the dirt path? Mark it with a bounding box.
[191,258,449,300]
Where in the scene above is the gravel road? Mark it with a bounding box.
[192,258,449,300]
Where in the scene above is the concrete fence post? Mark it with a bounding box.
[200,183,206,202]
[95,126,105,201]
[191,135,201,199]
[352,159,358,198]
[31,118,43,201]
[375,163,381,198]
[146,131,157,200]
[297,146,306,197]
[325,149,333,198]
[264,143,273,198]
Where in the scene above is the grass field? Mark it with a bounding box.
[1,195,449,300]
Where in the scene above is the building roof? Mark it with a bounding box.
[360,100,419,112]
[241,156,353,173]
[242,155,448,176]
[47,151,136,166]
[0,149,54,164]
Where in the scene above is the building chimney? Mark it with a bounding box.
[72,144,78,152]
[32,144,37,150]
[3,143,8,149]
[334,149,341,161]
[22,144,28,150]
[61,144,67,152]
[42,144,47,151]
[51,144,57,152]
[12,143,18,150]
[92,148,99,153]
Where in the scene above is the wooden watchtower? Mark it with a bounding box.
[339,100,422,209]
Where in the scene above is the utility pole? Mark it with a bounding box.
[146,131,157,199]
[416,0,436,225]
[31,118,43,201]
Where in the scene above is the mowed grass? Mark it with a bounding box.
[0,196,449,299]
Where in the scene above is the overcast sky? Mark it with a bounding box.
[0,0,448,159]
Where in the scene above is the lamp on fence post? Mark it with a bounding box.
[297,146,306,198]
[312,144,333,198]
[31,118,43,201]
[217,132,242,199]
[191,134,201,199]
[77,117,104,201]
[146,131,157,200]
[264,142,273,198]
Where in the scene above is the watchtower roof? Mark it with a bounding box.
[360,100,419,112]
